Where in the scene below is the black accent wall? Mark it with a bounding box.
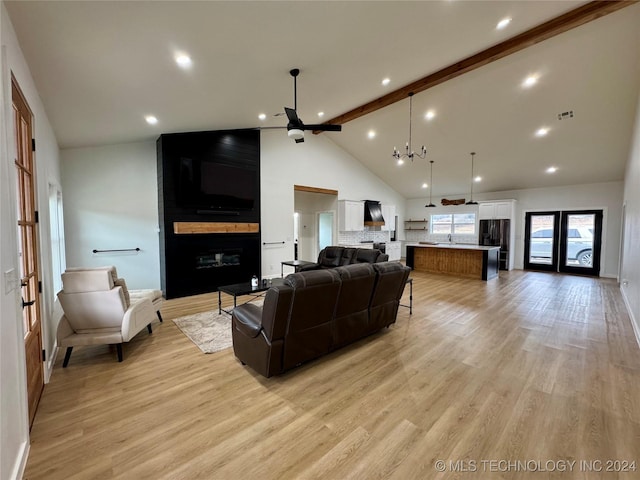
[157,129,261,299]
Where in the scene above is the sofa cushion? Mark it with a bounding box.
[332,263,376,347]
[65,265,118,282]
[369,262,411,332]
[339,248,357,265]
[282,269,341,370]
[61,270,114,293]
[353,248,381,264]
[318,246,344,268]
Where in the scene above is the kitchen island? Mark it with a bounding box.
[406,243,500,280]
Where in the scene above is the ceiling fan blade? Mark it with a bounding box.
[301,124,342,132]
[284,107,301,126]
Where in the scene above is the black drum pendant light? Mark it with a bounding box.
[465,152,478,205]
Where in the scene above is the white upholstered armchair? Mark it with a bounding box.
[57,267,163,366]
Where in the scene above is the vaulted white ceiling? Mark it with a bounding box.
[5,1,640,199]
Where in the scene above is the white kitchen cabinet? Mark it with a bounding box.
[478,200,515,220]
[338,200,364,231]
[381,204,396,231]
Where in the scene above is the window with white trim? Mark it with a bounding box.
[430,213,476,235]
[48,184,66,294]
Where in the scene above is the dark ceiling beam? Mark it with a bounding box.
[314,0,637,134]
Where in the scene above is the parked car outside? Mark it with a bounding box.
[530,227,593,266]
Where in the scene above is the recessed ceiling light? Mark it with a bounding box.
[397,158,404,166]
[546,166,558,173]
[175,54,192,69]
[474,176,482,182]
[318,111,324,118]
[145,115,158,125]
[422,183,428,189]
[425,110,436,121]
[522,75,538,88]
[535,127,549,137]
[368,130,376,139]
[497,17,512,30]
[258,113,267,121]
[382,78,390,86]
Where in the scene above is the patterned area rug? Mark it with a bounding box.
[173,299,263,354]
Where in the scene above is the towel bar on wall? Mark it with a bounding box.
[263,241,285,246]
[92,248,141,254]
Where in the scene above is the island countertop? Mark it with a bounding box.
[406,243,499,280]
[405,242,499,251]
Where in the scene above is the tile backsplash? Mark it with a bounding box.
[338,229,391,245]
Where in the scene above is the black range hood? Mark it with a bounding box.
[364,200,385,227]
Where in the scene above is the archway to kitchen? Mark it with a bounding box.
[293,185,338,262]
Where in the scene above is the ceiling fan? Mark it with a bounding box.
[281,68,342,143]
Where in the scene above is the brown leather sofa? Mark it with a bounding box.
[231,261,410,377]
[298,245,388,271]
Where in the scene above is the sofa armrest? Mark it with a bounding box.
[232,304,263,338]
[261,286,293,340]
[377,253,389,262]
[121,296,155,341]
[56,315,75,346]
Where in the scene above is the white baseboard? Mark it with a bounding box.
[10,440,30,480]
[44,340,58,383]
[620,285,640,350]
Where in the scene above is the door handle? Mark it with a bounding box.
[22,297,36,309]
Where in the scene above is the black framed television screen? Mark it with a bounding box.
[176,157,257,211]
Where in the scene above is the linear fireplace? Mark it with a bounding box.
[195,250,241,269]
[163,233,260,299]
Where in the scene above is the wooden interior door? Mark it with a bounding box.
[12,75,44,428]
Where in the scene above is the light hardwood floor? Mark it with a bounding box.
[24,270,640,479]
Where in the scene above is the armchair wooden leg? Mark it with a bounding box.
[62,347,73,368]
[147,323,153,334]
[116,343,123,362]
[156,310,163,323]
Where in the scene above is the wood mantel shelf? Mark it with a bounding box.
[173,222,260,234]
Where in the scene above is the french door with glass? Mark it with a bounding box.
[524,210,602,276]
[13,75,44,428]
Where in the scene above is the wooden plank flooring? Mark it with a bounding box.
[23,270,640,479]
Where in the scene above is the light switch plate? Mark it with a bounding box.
[4,269,19,294]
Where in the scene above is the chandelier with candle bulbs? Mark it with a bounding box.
[392,92,427,165]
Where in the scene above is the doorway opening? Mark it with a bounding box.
[293,185,338,262]
[317,211,334,253]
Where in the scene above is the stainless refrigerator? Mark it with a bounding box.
[479,219,510,270]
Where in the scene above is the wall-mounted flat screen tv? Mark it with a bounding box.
[176,157,257,211]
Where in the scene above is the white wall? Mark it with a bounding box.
[620,90,640,344]
[1,4,62,478]
[406,181,623,277]
[260,129,406,277]
[58,132,406,285]
[61,141,160,290]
